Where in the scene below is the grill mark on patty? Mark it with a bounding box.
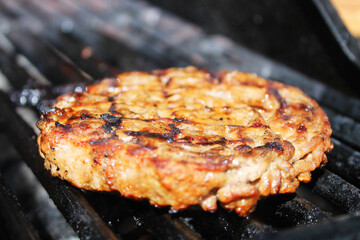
[250,122,269,128]
[267,86,288,114]
[123,130,211,144]
[300,104,314,112]
[89,138,109,145]
[123,131,171,140]
[109,103,119,114]
[165,77,173,87]
[297,124,307,133]
[80,113,95,119]
[100,114,122,123]
[108,96,116,101]
[249,105,266,111]
[197,139,226,145]
[197,138,251,146]
[282,115,292,121]
[123,126,253,146]
[144,118,193,124]
[55,121,72,132]
[123,123,182,143]
[100,113,122,133]
[162,89,170,98]
[234,144,252,152]
[258,142,284,151]
[69,113,96,120]
[173,117,191,123]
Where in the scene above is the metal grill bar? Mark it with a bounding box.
[84,191,206,240]
[173,208,274,239]
[324,107,360,150]
[253,194,331,229]
[125,200,202,240]
[310,169,360,213]
[264,213,360,240]
[0,174,39,240]
[45,33,123,79]
[320,91,360,122]
[5,29,91,84]
[0,32,87,109]
[0,48,30,90]
[327,139,360,187]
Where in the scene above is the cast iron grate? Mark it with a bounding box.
[0,0,359,239]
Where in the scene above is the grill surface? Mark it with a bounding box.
[0,0,359,239]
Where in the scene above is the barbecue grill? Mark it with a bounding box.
[0,0,360,239]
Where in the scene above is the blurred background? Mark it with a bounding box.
[147,0,360,98]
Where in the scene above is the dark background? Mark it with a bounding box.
[148,0,360,99]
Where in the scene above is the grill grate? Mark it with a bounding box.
[0,173,38,240]
[0,0,359,239]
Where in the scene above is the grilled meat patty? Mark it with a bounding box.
[37,66,333,216]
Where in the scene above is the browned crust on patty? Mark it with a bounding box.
[37,66,333,216]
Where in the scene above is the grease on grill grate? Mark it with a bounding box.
[0,0,360,239]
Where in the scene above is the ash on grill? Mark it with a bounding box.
[0,0,360,239]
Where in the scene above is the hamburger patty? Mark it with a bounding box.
[37,66,333,216]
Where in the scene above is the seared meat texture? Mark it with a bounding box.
[37,67,333,216]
